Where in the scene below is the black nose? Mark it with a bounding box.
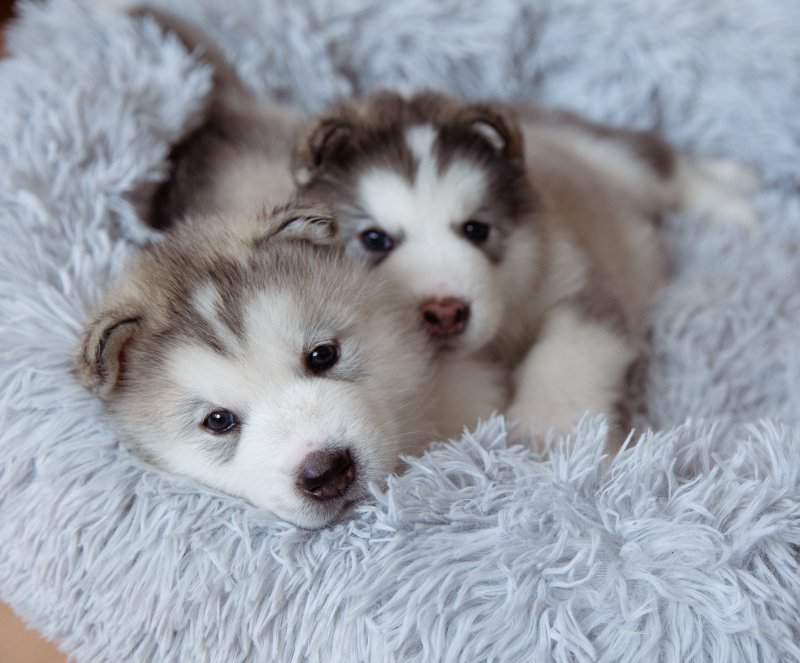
[298,449,354,500]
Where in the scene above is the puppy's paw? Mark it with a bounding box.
[698,193,759,228]
[681,158,761,227]
[696,158,760,192]
[504,408,564,454]
[679,159,760,228]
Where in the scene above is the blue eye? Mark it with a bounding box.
[203,409,238,434]
[307,343,340,374]
[462,220,490,244]
[359,228,394,252]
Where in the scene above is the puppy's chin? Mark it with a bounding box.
[289,498,360,530]
[429,325,495,357]
[262,489,365,530]
[432,339,473,357]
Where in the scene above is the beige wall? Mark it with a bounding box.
[0,603,66,663]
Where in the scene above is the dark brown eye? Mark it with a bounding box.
[462,220,491,244]
[203,409,238,434]
[359,228,394,252]
[307,343,340,374]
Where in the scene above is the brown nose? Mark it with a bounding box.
[419,297,470,337]
[298,449,354,500]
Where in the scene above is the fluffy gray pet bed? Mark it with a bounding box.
[1,0,800,660]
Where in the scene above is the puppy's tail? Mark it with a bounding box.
[613,124,760,227]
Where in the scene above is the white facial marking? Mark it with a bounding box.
[191,283,242,354]
[405,124,437,163]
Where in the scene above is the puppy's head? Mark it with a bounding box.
[292,91,540,354]
[77,204,434,529]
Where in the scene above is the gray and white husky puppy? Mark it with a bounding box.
[77,202,435,529]
[291,93,758,447]
[77,9,436,529]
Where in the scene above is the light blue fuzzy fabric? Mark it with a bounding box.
[1,1,800,660]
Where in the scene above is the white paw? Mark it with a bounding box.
[504,415,549,452]
[696,158,760,192]
[695,193,759,227]
[682,159,761,227]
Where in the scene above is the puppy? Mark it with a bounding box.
[78,9,436,528]
[77,204,436,529]
[291,92,758,447]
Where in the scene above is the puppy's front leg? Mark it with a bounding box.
[432,355,511,440]
[506,303,636,451]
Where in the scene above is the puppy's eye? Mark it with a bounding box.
[307,342,340,374]
[462,220,490,244]
[202,409,238,434]
[359,228,394,252]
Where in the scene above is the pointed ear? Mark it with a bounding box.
[292,117,352,186]
[455,104,524,163]
[260,203,339,246]
[76,308,143,397]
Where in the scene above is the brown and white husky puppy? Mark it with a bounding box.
[77,8,436,528]
[290,92,758,447]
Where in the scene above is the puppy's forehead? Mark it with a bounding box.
[188,281,246,355]
[152,244,318,356]
[357,126,489,231]
[242,286,333,355]
[342,119,489,180]
[169,283,339,383]
[185,271,358,353]
[323,111,525,221]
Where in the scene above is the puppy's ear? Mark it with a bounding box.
[454,104,524,163]
[262,203,339,246]
[292,117,352,186]
[76,308,143,398]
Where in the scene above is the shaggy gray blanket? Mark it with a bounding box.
[1,0,800,660]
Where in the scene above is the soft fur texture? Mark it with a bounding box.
[1,0,800,661]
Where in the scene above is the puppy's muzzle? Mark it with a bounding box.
[298,449,355,500]
[419,297,470,338]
